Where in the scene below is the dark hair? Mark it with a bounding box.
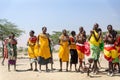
[79,27,83,29]
[71,31,76,35]
[11,32,15,37]
[42,26,47,30]
[62,29,66,33]
[98,28,102,32]
[93,23,99,28]
[107,25,112,29]
[30,30,35,34]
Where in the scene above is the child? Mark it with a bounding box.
[27,30,38,71]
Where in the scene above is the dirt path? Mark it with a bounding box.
[0,53,120,80]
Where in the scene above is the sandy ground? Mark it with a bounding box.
[0,53,120,80]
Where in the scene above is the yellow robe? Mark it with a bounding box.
[38,33,51,59]
[89,30,101,47]
[34,43,39,57]
[77,48,84,60]
[59,35,69,62]
[28,37,37,58]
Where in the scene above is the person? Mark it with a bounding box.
[114,34,120,73]
[7,33,17,71]
[1,37,10,65]
[27,30,38,71]
[76,27,86,72]
[69,31,78,71]
[59,29,69,72]
[112,30,120,73]
[104,25,118,76]
[37,27,51,72]
[88,23,102,74]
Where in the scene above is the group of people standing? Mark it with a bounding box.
[27,27,53,72]
[27,24,120,76]
[1,23,120,77]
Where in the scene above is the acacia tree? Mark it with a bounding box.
[0,19,24,38]
[0,19,24,57]
[50,30,70,46]
[50,31,62,45]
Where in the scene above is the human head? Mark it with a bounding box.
[97,28,102,33]
[42,26,47,34]
[11,33,15,39]
[62,29,67,36]
[71,31,76,37]
[8,35,11,39]
[29,30,35,37]
[93,23,99,30]
[79,27,83,32]
[107,25,113,32]
[82,31,86,36]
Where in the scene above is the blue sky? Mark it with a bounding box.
[0,0,120,47]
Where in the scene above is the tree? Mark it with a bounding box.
[0,19,24,57]
[0,19,24,39]
[50,30,70,46]
[50,31,62,45]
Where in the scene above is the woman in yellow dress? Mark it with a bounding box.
[59,29,69,72]
[37,27,51,72]
[27,30,38,71]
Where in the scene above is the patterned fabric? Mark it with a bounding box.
[76,43,85,60]
[104,44,118,62]
[7,39,17,65]
[99,40,104,51]
[84,42,90,56]
[90,44,100,60]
